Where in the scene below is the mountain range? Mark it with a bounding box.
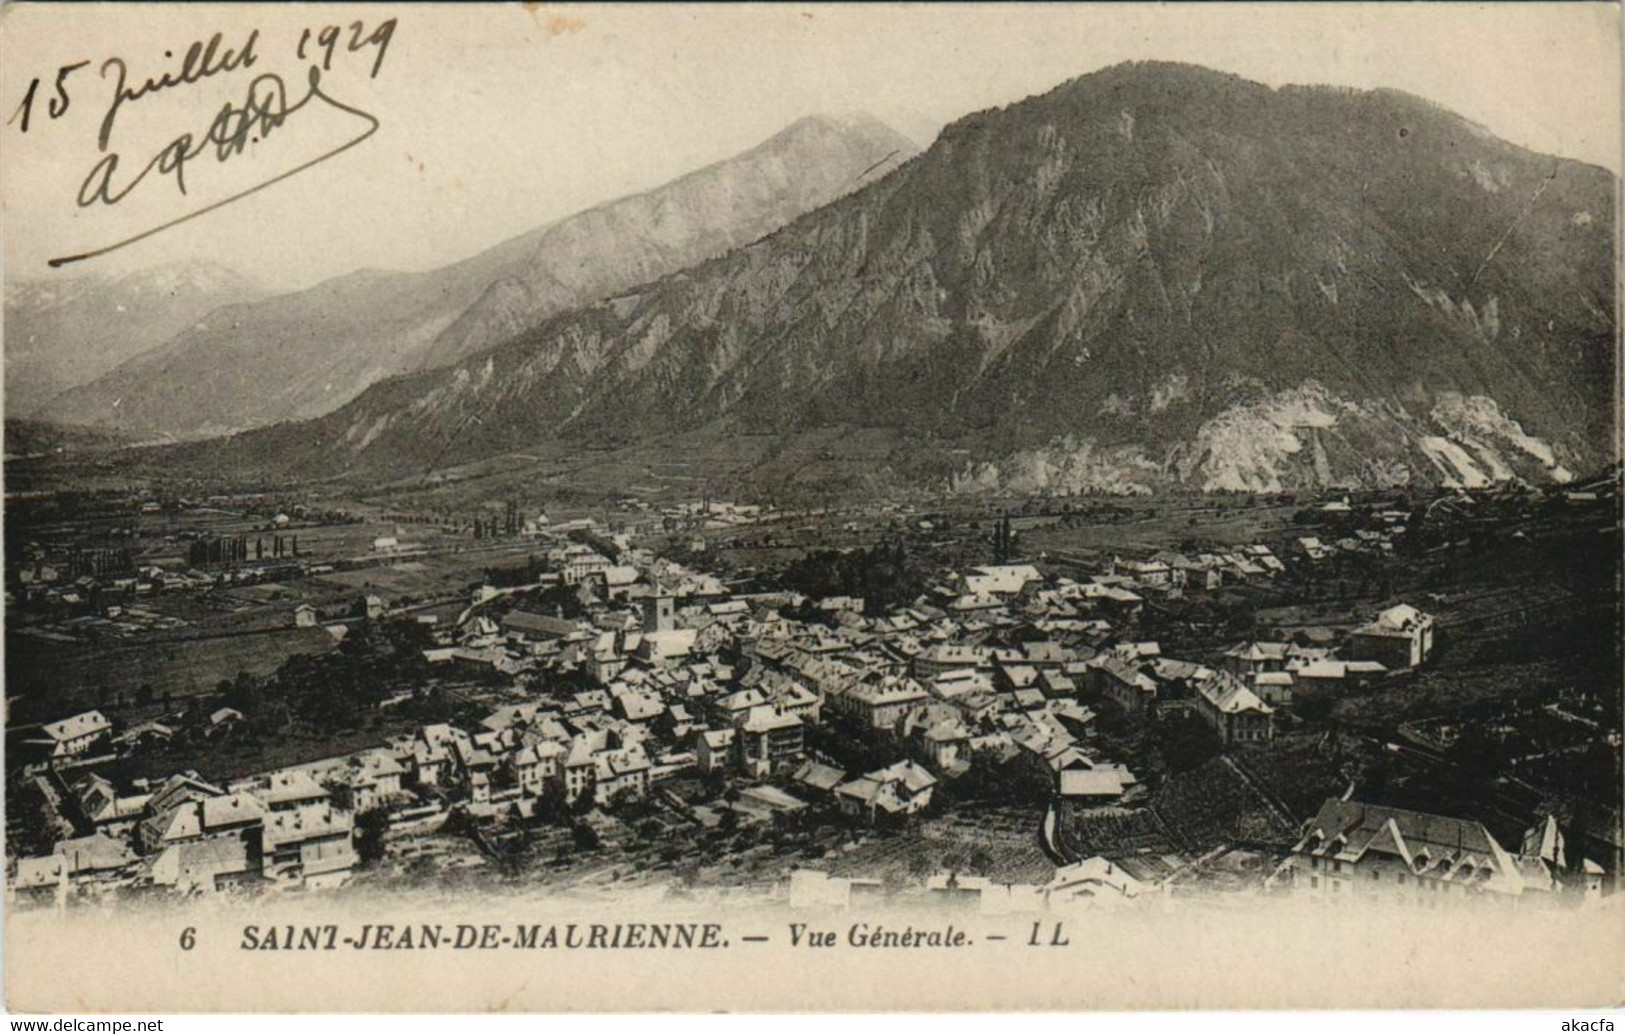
[32,113,916,439]
[4,262,264,419]
[160,62,1616,497]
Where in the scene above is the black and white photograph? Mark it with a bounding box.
[1,0,1620,1015]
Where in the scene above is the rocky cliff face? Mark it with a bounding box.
[39,114,915,439]
[166,63,1617,494]
[422,113,917,370]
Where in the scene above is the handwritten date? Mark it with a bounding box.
[11,17,399,267]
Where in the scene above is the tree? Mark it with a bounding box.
[1294,687,1336,723]
[1155,714,1221,774]
[325,780,356,812]
[355,810,390,864]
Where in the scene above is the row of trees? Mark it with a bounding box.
[62,545,136,578]
[186,534,299,567]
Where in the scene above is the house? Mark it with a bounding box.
[613,689,666,725]
[599,565,641,599]
[706,599,750,623]
[1089,656,1158,715]
[72,774,151,837]
[556,738,599,802]
[502,611,582,643]
[1348,604,1435,669]
[912,713,972,772]
[510,741,565,798]
[261,803,357,889]
[1288,798,1537,901]
[1290,658,1388,688]
[930,668,994,702]
[147,837,259,896]
[293,604,319,628]
[1252,670,1297,707]
[737,706,805,778]
[11,855,71,904]
[1057,762,1136,801]
[997,664,1042,695]
[1039,670,1077,698]
[258,769,329,813]
[552,545,611,585]
[132,772,224,834]
[948,591,1005,613]
[1020,640,1069,669]
[1191,672,1274,744]
[714,687,770,725]
[585,632,629,684]
[834,761,937,822]
[406,725,458,787]
[53,833,140,879]
[205,708,245,738]
[1081,581,1144,619]
[1046,856,1151,906]
[566,690,612,717]
[1297,537,1332,561]
[349,751,408,812]
[35,710,112,758]
[913,643,991,679]
[964,564,1042,597]
[1111,557,1177,589]
[694,728,736,775]
[140,792,266,853]
[829,676,929,730]
[1222,641,1291,680]
[116,719,177,751]
[792,761,847,798]
[461,614,502,645]
[637,628,698,665]
[12,833,140,903]
[1162,554,1223,591]
[591,744,651,806]
[767,681,822,723]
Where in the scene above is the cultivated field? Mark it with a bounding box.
[6,625,339,724]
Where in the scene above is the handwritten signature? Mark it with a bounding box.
[27,20,396,268]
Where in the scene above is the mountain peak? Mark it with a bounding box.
[751,111,918,167]
[784,111,913,141]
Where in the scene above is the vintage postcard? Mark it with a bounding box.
[1,0,1621,1014]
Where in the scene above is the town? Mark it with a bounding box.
[6,470,1620,914]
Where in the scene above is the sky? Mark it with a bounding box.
[2,2,1619,292]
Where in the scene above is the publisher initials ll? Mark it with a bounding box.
[1027,921,1069,948]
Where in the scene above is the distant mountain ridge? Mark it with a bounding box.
[4,261,264,417]
[38,113,918,439]
[158,63,1619,495]
[3,418,139,460]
